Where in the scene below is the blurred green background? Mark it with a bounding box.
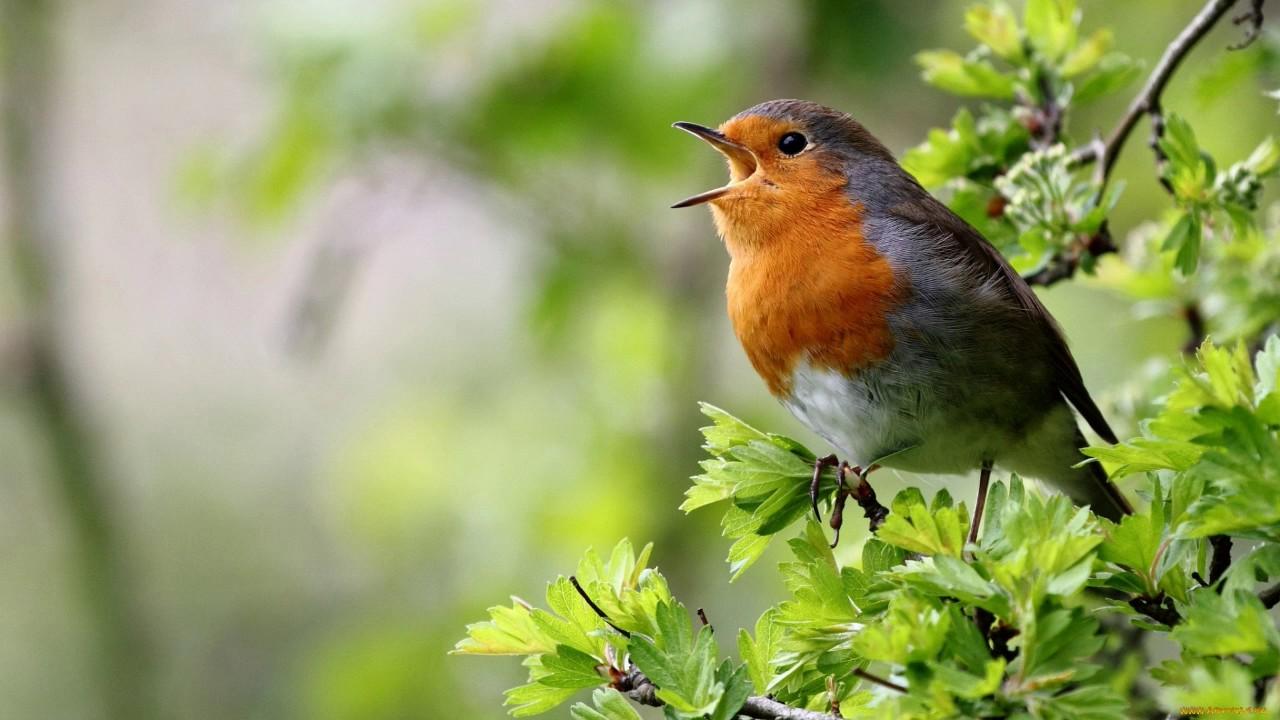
[0,0,1275,718]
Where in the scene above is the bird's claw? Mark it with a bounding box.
[831,462,877,547]
[810,454,838,523]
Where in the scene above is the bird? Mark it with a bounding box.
[671,99,1132,536]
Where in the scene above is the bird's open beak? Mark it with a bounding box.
[671,122,758,208]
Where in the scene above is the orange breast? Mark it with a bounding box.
[724,198,902,397]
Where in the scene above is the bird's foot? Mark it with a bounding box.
[809,454,839,523]
[829,462,885,548]
[968,460,994,545]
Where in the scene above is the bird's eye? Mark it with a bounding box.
[777,132,807,156]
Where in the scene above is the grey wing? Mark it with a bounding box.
[881,197,1118,445]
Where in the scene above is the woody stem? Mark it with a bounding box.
[1071,0,1246,186]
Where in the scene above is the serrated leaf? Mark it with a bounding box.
[876,489,969,557]
[1062,28,1112,76]
[505,679,581,717]
[1024,0,1077,61]
[1173,590,1277,656]
[915,49,1016,99]
[964,2,1022,60]
[454,600,557,656]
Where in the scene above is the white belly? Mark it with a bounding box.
[781,360,996,474]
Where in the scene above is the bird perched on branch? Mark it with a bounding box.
[672,99,1131,536]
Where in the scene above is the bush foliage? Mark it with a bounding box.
[457,2,1280,718]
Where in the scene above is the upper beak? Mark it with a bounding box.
[671,121,758,208]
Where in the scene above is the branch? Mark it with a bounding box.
[740,695,848,720]
[1023,222,1117,287]
[853,668,908,694]
[1071,0,1245,184]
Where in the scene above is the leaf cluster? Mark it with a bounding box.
[904,0,1140,272]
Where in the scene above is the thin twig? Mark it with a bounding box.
[569,576,632,638]
[1072,0,1244,184]
[853,668,909,694]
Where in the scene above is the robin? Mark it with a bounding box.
[672,99,1131,539]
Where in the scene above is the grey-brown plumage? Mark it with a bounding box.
[675,99,1132,521]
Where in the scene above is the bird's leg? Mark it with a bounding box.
[828,462,854,548]
[968,460,994,544]
[809,454,839,522]
[849,463,887,531]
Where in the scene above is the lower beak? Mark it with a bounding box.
[671,122,758,208]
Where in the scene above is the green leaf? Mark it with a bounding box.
[964,2,1022,60]
[1039,684,1128,720]
[738,610,782,695]
[685,405,828,577]
[1159,115,1203,175]
[1024,0,1077,62]
[539,646,608,689]
[628,601,752,720]
[897,554,1011,617]
[1167,661,1262,715]
[915,49,1016,99]
[454,599,557,656]
[1061,28,1112,76]
[1173,589,1277,656]
[862,537,907,574]
[1099,480,1167,594]
[1018,607,1104,685]
[1072,53,1140,103]
[852,593,950,665]
[931,657,1006,699]
[1160,212,1202,275]
[569,689,644,720]
[506,679,581,717]
[876,489,969,557]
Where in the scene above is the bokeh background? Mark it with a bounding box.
[1,0,1276,718]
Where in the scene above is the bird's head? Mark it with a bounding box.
[672,99,897,250]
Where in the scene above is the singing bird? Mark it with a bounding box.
[672,99,1131,529]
